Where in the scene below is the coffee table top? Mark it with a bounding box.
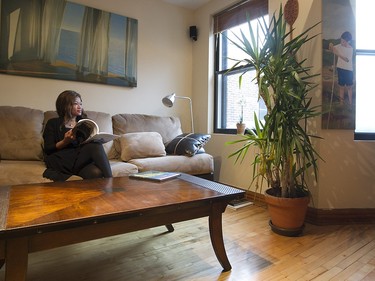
[0,174,244,237]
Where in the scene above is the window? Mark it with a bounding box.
[213,0,268,134]
[354,0,375,140]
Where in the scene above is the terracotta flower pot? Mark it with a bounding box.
[236,123,246,135]
[264,188,310,236]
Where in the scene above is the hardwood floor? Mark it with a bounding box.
[0,204,374,281]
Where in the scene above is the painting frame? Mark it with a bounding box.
[0,0,138,87]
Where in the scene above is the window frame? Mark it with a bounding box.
[213,0,268,134]
[214,33,258,134]
[354,49,375,140]
[353,0,375,140]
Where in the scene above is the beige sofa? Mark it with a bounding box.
[0,106,214,187]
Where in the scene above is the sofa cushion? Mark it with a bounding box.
[165,133,211,156]
[112,114,182,144]
[109,160,138,176]
[119,132,166,161]
[0,159,137,187]
[0,106,44,160]
[129,154,214,175]
[0,160,52,185]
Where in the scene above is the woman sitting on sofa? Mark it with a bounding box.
[43,90,112,181]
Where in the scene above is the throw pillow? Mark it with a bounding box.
[165,133,211,157]
[119,132,166,161]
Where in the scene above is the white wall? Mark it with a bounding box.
[193,0,375,209]
[0,0,196,132]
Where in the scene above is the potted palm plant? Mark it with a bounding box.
[226,7,322,236]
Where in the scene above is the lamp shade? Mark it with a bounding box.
[162,93,176,107]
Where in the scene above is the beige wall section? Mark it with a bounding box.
[195,0,375,209]
[0,0,195,132]
[1,0,374,209]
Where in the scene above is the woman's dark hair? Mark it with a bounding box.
[56,90,87,120]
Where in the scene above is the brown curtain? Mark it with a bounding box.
[213,0,268,34]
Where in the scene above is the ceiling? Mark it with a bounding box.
[163,0,211,10]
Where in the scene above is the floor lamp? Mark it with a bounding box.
[162,93,194,133]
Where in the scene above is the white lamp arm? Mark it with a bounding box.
[175,96,194,133]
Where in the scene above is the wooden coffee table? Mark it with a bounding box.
[0,174,244,281]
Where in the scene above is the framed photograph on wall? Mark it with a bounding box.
[321,0,355,129]
[0,0,138,87]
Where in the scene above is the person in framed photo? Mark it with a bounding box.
[329,31,354,108]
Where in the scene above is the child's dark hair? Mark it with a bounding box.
[341,31,352,42]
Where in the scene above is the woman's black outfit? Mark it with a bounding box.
[43,117,112,181]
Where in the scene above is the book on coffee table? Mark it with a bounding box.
[129,171,181,182]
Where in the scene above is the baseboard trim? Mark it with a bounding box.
[245,190,375,225]
[305,207,375,225]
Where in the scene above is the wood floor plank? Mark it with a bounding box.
[0,205,374,281]
[312,266,343,281]
[304,266,330,280]
[348,264,375,281]
[333,262,363,280]
[362,269,375,281]
[337,241,375,269]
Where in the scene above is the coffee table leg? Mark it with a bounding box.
[0,240,4,269]
[209,202,231,271]
[165,224,174,232]
[5,237,28,281]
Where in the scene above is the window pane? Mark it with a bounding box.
[355,0,375,139]
[224,69,263,128]
[220,17,268,71]
[355,54,375,132]
[356,0,375,49]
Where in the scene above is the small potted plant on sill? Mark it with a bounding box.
[236,97,246,135]
[226,7,322,236]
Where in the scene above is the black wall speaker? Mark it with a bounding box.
[189,26,197,41]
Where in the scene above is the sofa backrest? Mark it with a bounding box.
[0,106,44,160]
[112,114,183,144]
[0,106,182,162]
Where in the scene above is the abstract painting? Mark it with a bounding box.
[0,0,138,87]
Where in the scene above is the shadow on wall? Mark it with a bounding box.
[213,156,222,182]
[319,130,375,208]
